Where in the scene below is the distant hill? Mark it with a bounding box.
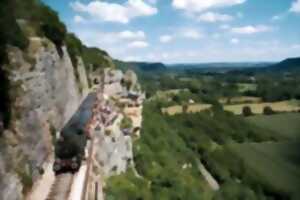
[114,60,167,73]
[169,62,273,70]
[240,57,300,74]
[115,57,300,74]
[266,57,300,72]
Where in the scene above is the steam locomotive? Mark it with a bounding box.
[53,93,97,175]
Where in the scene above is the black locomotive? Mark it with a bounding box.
[53,93,97,175]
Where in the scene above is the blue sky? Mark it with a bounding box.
[42,0,300,63]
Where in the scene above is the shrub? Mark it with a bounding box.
[40,4,66,47]
[66,33,83,66]
[263,106,275,115]
[120,116,133,130]
[15,166,33,194]
[82,46,111,71]
[0,0,29,61]
[182,103,188,113]
[242,106,253,117]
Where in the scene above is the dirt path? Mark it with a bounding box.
[196,159,220,191]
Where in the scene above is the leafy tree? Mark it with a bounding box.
[263,106,275,115]
[0,0,29,56]
[82,46,111,70]
[40,4,66,48]
[242,106,253,117]
[0,0,29,128]
[120,116,133,130]
[66,33,83,66]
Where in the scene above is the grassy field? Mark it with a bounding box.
[162,100,300,116]
[219,96,262,104]
[224,101,300,115]
[237,83,257,93]
[227,141,300,198]
[246,113,300,139]
[162,104,212,115]
[155,89,189,98]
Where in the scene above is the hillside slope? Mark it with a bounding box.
[268,57,300,72]
[114,60,167,73]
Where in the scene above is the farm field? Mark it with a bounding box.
[246,113,300,139]
[219,96,262,104]
[227,141,300,198]
[155,89,189,98]
[237,83,257,92]
[162,100,300,116]
[161,104,212,115]
[224,100,300,115]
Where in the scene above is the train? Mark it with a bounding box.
[53,93,98,175]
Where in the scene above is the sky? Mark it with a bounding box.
[41,0,300,63]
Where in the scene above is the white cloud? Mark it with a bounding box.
[182,29,203,39]
[290,0,300,13]
[128,41,149,48]
[74,15,86,23]
[230,38,239,44]
[172,0,246,12]
[119,30,146,40]
[76,30,147,44]
[70,0,157,24]
[272,15,281,21]
[159,35,173,43]
[231,25,272,34]
[71,29,150,60]
[197,12,234,22]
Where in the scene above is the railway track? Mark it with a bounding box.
[45,84,110,200]
[46,173,74,200]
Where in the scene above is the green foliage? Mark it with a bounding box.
[107,102,212,199]
[15,165,33,194]
[0,0,29,62]
[263,106,275,115]
[246,113,300,139]
[231,142,300,199]
[202,140,300,200]
[213,181,257,200]
[107,101,278,199]
[242,106,253,117]
[105,169,152,200]
[250,76,300,102]
[82,46,111,71]
[14,0,66,46]
[39,5,66,55]
[66,33,83,66]
[120,116,133,130]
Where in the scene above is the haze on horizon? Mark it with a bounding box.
[42,0,300,63]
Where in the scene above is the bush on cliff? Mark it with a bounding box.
[66,33,83,66]
[0,0,29,56]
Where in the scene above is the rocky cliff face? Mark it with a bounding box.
[0,37,89,200]
[91,69,144,180]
